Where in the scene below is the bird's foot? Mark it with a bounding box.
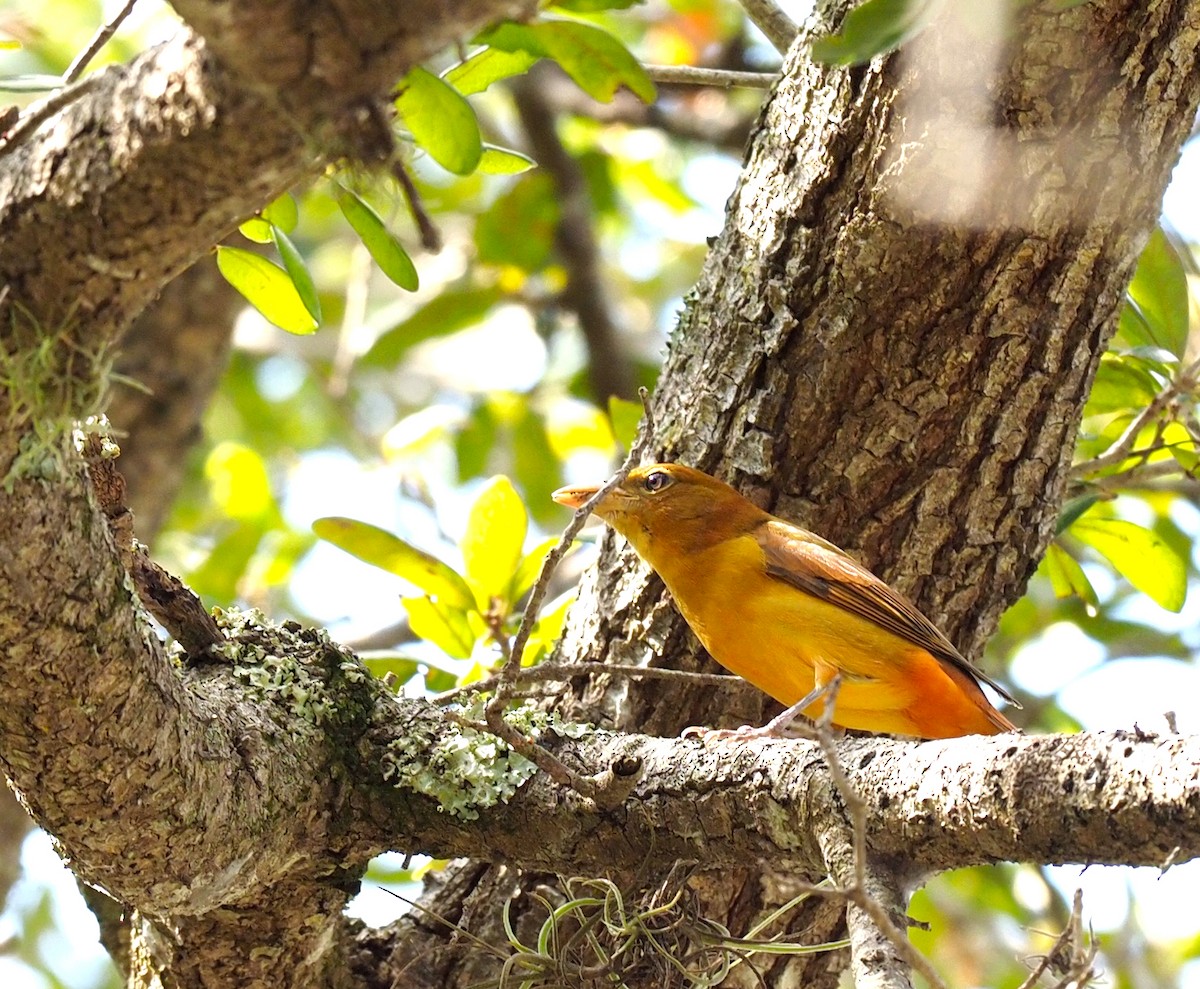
[681,676,845,745]
[681,722,795,745]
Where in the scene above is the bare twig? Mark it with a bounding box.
[795,685,950,989]
[1077,456,1198,494]
[643,65,778,89]
[733,0,797,54]
[0,76,100,158]
[445,711,588,797]
[498,386,657,689]
[1071,355,1200,481]
[535,74,754,152]
[475,387,657,801]
[1017,890,1100,989]
[434,661,741,706]
[64,0,139,84]
[391,159,442,252]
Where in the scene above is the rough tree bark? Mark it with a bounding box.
[0,1,1197,989]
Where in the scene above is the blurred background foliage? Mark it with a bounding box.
[2,0,1200,987]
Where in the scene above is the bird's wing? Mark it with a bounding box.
[756,520,1017,704]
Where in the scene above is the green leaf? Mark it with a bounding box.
[216,246,319,335]
[362,286,503,368]
[312,517,475,609]
[444,47,540,96]
[272,227,322,322]
[1055,494,1099,535]
[396,66,483,175]
[403,597,476,659]
[608,396,643,451]
[1042,543,1098,610]
[479,20,656,103]
[335,188,419,291]
[810,0,933,66]
[478,145,537,175]
[462,476,528,609]
[262,193,298,233]
[1125,227,1189,359]
[1070,515,1187,612]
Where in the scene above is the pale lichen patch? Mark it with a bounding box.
[213,607,371,730]
[382,700,592,821]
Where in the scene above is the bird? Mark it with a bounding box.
[551,463,1018,739]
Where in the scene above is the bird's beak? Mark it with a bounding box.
[551,483,601,511]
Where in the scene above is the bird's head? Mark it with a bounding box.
[551,463,766,560]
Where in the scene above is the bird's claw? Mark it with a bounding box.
[681,723,782,745]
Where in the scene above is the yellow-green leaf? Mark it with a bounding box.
[216,246,318,335]
[312,517,475,609]
[478,145,536,175]
[396,66,483,175]
[238,216,273,244]
[360,655,422,691]
[262,193,298,233]
[444,47,539,96]
[1084,353,1162,416]
[1125,226,1189,358]
[335,187,419,291]
[1042,543,1098,610]
[524,591,575,664]
[403,597,476,659]
[608,396,643,452]
[462,476,528,608]
[1071,515,1187,612]
[205,442,276,521]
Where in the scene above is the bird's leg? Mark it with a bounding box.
[684,673,843,744]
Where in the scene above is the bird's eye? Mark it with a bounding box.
[643,470,671,494]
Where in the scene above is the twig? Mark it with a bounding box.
[445,711,588,797]
[391,159,442,252]
[1016,890,1099,989]
[536,74,755,152]
[1071,355,1200,480]
[64,0,139,84]
[511,71,634,400]
[434,661,741,706]
[476,387,657,800]
[643,65,778,89]
[800,686,950,989]
[0,76,99,158]
[497,386,657,690]
[1078,457,1198,493]
[734,0,798,54]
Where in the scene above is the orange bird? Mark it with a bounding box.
[552,463,1017,739]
